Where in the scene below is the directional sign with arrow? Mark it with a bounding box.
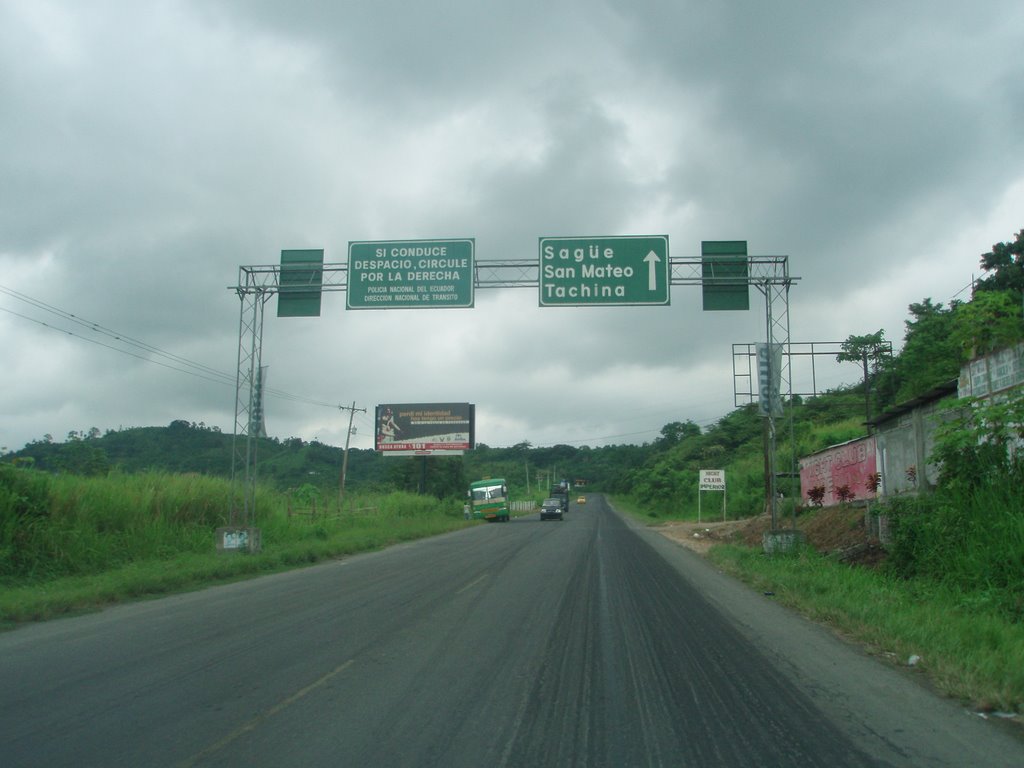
[538,235,670,307]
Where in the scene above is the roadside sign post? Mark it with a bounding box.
[698,469,727,522]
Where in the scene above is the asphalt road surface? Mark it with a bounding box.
[2,496,1022,767]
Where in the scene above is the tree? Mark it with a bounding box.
[951,290,1024,357]
[836,330,893,423]
[892,298,962,403]
[656,421,701,449]
[388,456,466,499]
[54,440,110,476]
[836,330,890,375]
[975,229,1024,295]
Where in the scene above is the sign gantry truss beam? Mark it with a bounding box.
[233,256,796,293]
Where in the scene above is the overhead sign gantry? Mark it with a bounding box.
[230,237,798,536]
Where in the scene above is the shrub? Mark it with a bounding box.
[807,486,826,506]
[883,480,1024,619]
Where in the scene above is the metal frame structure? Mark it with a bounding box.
[230,255,798,527]
[732,340,894,405]
[731,337,894,528]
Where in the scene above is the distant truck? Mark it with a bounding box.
[549,482,570,514]
[468,478,510,522]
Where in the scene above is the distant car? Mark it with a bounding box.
[540,498,564,521]
[577,496,586,504]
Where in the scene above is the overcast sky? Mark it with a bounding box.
[2,0,1022,454]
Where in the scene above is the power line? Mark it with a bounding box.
[0,285,344,411]
[0,285,231,382]
[948,279,975,303]
[0,305,235,388]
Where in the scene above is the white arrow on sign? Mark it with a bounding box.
[644,250,662,291]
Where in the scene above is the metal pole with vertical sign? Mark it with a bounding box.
[756,343,784,417]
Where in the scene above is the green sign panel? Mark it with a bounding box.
[347,239,475,309]
[278,249,324,317]
[538,235,670,306]
[701,240,749,311]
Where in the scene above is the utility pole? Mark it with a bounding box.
[862,349,871,434]
[338,401,366,508]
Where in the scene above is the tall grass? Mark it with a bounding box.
[0,466,472,623]
[709,545,1024,712]
[1,469,233,581]
[884,477,1024,619]
[671,444,1024,713]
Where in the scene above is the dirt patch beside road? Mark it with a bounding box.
[656,506,888,567]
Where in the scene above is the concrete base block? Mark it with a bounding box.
[216,527,262,553]
[762,528,807,555]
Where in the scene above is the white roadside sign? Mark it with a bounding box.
[699,469,726,491]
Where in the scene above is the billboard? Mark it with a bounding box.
[699,469,726,491]
[375,403,475,455]
[799,436,877,507]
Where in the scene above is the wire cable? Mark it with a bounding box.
[0,286,346,411]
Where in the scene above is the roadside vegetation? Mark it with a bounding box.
[701,463,1024,714]
[705,541,1024,715]
[0,467,470,626]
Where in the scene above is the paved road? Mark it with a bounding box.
[1,496,1021,766]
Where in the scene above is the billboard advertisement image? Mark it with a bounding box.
[375,403,475,455]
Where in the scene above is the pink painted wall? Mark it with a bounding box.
[799,436,877,506]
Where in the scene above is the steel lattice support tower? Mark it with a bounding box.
[230,268,271,527]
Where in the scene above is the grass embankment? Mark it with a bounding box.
[0,467,472,627]
[615,491,1024,715]
[706,545,1024,714]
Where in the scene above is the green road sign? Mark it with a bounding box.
[278,249,324,317]
[539,235,670,307]
[347,239,475,309]
[701,240,749,311]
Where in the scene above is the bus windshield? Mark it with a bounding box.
[472,484,504,501]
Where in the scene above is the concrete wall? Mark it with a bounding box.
[958,341,1024,400]
[873,397,956,495]
[799,344,1023,506]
